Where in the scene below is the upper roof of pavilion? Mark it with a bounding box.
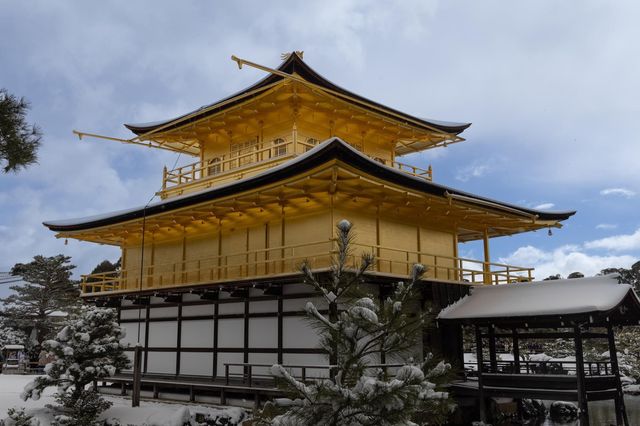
[121,52,471,156]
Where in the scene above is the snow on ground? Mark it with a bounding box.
[0,374,248,426]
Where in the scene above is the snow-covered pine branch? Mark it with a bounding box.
[259,220,453,425]
[20,306,130,426]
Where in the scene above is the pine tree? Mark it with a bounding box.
[20,306,130,426]
[0,316,27,348]
[615,327,640,380]
[602,261,640,292]
[0,88,41,173]
[260,220,452,425]
[1,255,80,357]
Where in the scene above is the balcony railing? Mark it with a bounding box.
[160,139,433,197]
[80,239,533,294]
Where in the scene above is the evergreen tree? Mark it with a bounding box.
[260,220,452,425]
[0,88,41,173]
[616,327,640,380]
[602,261,640,292]
[21,306,130,426]
[1,255,80,357]
[85,259,121,285]
[543,274,562,281]
[0,316,27,348]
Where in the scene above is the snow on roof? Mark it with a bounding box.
[2,345,24,350]
[437,275,635,321]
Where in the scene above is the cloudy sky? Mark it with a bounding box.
[1,0,639,289]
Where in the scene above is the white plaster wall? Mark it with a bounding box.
[182,304,214,317]
[216,352,244,378]
[217,318,244,347]
[283,296,327,312]
[248,352,278,376]
[180,353,213,376]
[218,302,244,315]
[148,322,178,348]
[146,352,176,374]
[181,320,214,348]
[283,317,320,348]
[282,353,329,377]
[120,323,146,347]
[248,318,277,348]
[249,300,277,314]
[149,306,179,318]
[120,309,146,320]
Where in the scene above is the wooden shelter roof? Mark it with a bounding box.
[437,275,640,327]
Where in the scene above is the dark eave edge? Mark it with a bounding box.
[124,53,471,136]
[43,138,574,233]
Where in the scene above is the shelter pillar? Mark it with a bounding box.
[475,325,486,422]
[488,325,497,373]
[573,326,589,425]
[512,328,520,374]
[607,323,629,426]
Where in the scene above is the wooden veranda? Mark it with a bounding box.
[438,275,640,426]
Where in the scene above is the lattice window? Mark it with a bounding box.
[230,140,258,167]
[272,137,287,157]
[207,157,221,176]
[305,138,319,152]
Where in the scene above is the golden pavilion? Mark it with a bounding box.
[43,52,574,384]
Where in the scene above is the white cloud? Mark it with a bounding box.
[596,223,618,230]
[600,188,636,198]
[499,245,635,279]
[455,161,492,182]
[534,202,555,210]
[584,228,640,251]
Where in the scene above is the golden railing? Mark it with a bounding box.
[80,240,533,294]
[160,140,433,196]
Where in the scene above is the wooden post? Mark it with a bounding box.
[607,323,629,426]
[488,325,498,373]
[482,228,491,284]
[132,344,142,407]
[452,225,459,281]
[512,328,520,374]
[475,325,486,422]
[573,326,589,425]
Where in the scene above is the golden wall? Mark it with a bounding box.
[119,203,456,292]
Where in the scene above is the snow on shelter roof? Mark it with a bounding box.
[437,275,640,325]
[2,345,24,350]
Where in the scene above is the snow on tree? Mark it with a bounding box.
[615,326,640,380]
[259,220,453,425]
[602,261,640,292]
[20,306,129,426]
[0,317,27,348]
[1,255,80,358]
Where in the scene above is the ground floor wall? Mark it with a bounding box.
[116,280,458,379]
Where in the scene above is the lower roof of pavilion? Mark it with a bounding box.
[43,138,575,245]
[437,275,640,328]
